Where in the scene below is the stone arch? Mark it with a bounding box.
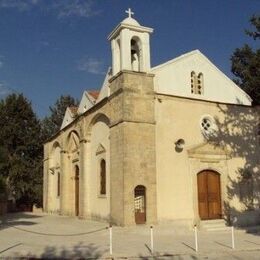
[50,141,61,168]
[197,169,221,178]
[86,113,110,138]
[52,141,61,150]
[66,130,80,153]
[48,141,62,212]
[87,112,110,219]
[196,166,223,177]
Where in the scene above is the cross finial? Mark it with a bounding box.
[125,8,134,18]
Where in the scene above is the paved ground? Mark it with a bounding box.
[0,212,260,259]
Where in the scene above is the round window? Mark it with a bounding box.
[200,115,217,137]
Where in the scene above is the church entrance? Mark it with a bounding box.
[134,185,146,224]
[75,165,79,216]
[197,170,222,220]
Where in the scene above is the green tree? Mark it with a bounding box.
[245,15,260,40]
[42,95,78,140]
[0,94,43,208]
[231,15,260,105]
[0,146,8,200]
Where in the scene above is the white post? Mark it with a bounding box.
[109,225,113,255]
[231,226,235,249]
[150,226,154,254]
[194,225,198,252]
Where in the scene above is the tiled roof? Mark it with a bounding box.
[88,90,99,100]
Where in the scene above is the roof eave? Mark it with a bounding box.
[108,23,153,40]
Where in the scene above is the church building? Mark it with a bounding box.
[43,10,260,227]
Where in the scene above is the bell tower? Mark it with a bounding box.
[108,8,153,76]
[108,10,157,226]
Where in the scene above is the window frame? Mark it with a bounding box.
[200,115,217,138]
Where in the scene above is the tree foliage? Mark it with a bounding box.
[246,15,260,40]
[42,95,78,140]
[0,146,8,199]
[0,94,43,207]
[231,15,260,105]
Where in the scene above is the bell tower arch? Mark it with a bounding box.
[108,8,153,76]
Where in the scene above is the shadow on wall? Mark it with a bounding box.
[9,243,105,259]
[209,104,260,229]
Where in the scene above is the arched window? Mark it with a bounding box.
[100,159,106,195]
[197,73,204,95]
[191,71,204,95]
[115,39,121,74]
[131,38,141,71]
[134,185,146,224]
[57,172,60,197]
[191,71,196,94]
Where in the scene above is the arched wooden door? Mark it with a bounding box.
[75,165,79,216]
[134,185,146,224]
[197,170,222,220]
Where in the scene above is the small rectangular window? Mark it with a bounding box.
[57,172,60,197]
[100,160,106,195]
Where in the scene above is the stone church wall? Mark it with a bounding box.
[155,94,259,227]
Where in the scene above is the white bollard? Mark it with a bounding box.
[231,226,235,249]
[109,224,113,255]
[194,225,198,252]
[150,226,154,254]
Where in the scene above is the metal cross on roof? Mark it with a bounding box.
[125,8,134,18]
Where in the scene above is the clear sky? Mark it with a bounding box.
[0,0,259,117]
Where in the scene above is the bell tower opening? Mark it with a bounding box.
[131,38,141,71]
[108,9,153,76]
[114,39,121,75]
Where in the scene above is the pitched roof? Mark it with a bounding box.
[151,50,199,71]
[87,90,99,100]
[68,106,78,117]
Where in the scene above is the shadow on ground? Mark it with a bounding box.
[9,242,106,259]
[138,253,199,260]
[0,212,42,231]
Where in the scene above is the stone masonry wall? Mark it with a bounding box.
[109,71,157,225]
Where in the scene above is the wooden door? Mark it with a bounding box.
[75,166,79,216]
[197,171,221,220]
[134,186,146,224]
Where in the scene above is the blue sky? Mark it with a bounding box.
[0,0,259,118]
